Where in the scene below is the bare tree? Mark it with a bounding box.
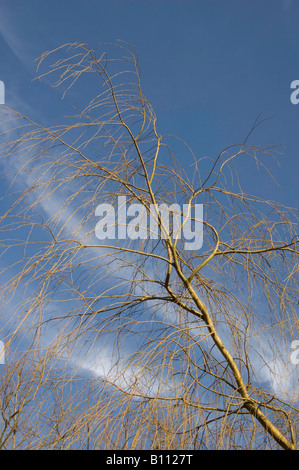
[0,42,298,450]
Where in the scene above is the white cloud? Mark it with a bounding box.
[251,334,299,401]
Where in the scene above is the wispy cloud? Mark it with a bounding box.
[282,0,293,10]
[0,4,36,72]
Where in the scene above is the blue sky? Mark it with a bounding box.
[0,0,298,206]
[0,0,298,436]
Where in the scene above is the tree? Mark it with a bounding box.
[0,42,298,450]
